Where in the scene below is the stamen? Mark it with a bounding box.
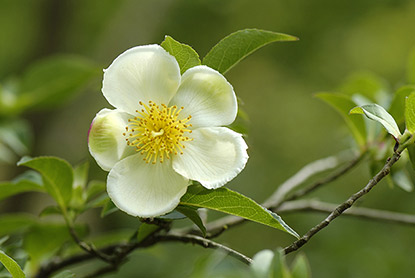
[123,101,193,164]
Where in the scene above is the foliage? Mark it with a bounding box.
[0,23,414,278]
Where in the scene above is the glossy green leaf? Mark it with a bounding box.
[389,86,415,125]
[0,171,44,202]
[0,214,36,237]
[350,104,401,138]
[203,29,298,74]
[17,55,99,111]
[176,206,206,237]
[17,156,73,209]
[291,253,311,278]
[0,250,25,278]
[180,185,298,237]
[405,92,415,133]
[316,93,366,146]
[161,35,201,74]
[51,270,76,278]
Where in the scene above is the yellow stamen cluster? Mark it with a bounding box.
[123,101,193,164]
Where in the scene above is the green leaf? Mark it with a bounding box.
[350,104,401,138]
[73,161,89,189]
[0,214,36,237]
[136,223,159,243]
[85,180,106,202]
[180,185,298,237]
[0,119,32,164]
[161,36,201,74]
[338,71,388,102]
[389,86,415,125]
[176,206,206,237]
[17,156,73,210]
[39,206,62,218]
[0,172,44,202]
[23,223,87,270]
[291,253,311,278]
[203,29,298,74]
[251,249,275,278]
[316,93,366,146]
[405,92,415,133]
[17,55,99,111]
[100,199,118,218]
[0,250,25,278]
[51,270,76,278]
[270,249,291,278]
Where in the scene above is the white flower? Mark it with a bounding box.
[88,45,248,217]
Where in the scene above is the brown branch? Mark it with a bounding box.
[283,151,402,255]
[278,199,415,225]
[179,151,363,238]
[68,226,115,264]
[158,233,253,265]
[281,152,365,206]
[35,228,251,277]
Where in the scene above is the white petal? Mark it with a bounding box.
[102,45,181,114]
[169,66,237,128]
[107,155,189,217]
[88,109,135,171]
[172,127,248,189]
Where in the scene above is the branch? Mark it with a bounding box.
[35,229,251,277]
[181,151,362,238]
[283,151,402,255]
[68,226,114,264]
[159,233,253,265]
[281,152,365,206]
[278,199,415,225]
[263,151,354,208]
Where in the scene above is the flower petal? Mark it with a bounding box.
[172,127,248,189]
[107,155,189,217]
[169,66,237,128]
[102,45,181,114]
[88,109,135,171]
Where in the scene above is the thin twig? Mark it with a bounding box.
[181,151,362,238]
[283,151,402,255]
[280,152,366,206]
[278,199,415,225]
[159,233,253,265]
[35,228,251,277]
[68,226,114,264]
[263,152,352,208]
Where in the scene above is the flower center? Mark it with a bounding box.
[123,101,192,164]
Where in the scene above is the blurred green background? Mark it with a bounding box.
[1,0,414,277]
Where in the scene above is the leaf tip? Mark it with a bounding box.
[349,106,363,115]
[16,156,32,166]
